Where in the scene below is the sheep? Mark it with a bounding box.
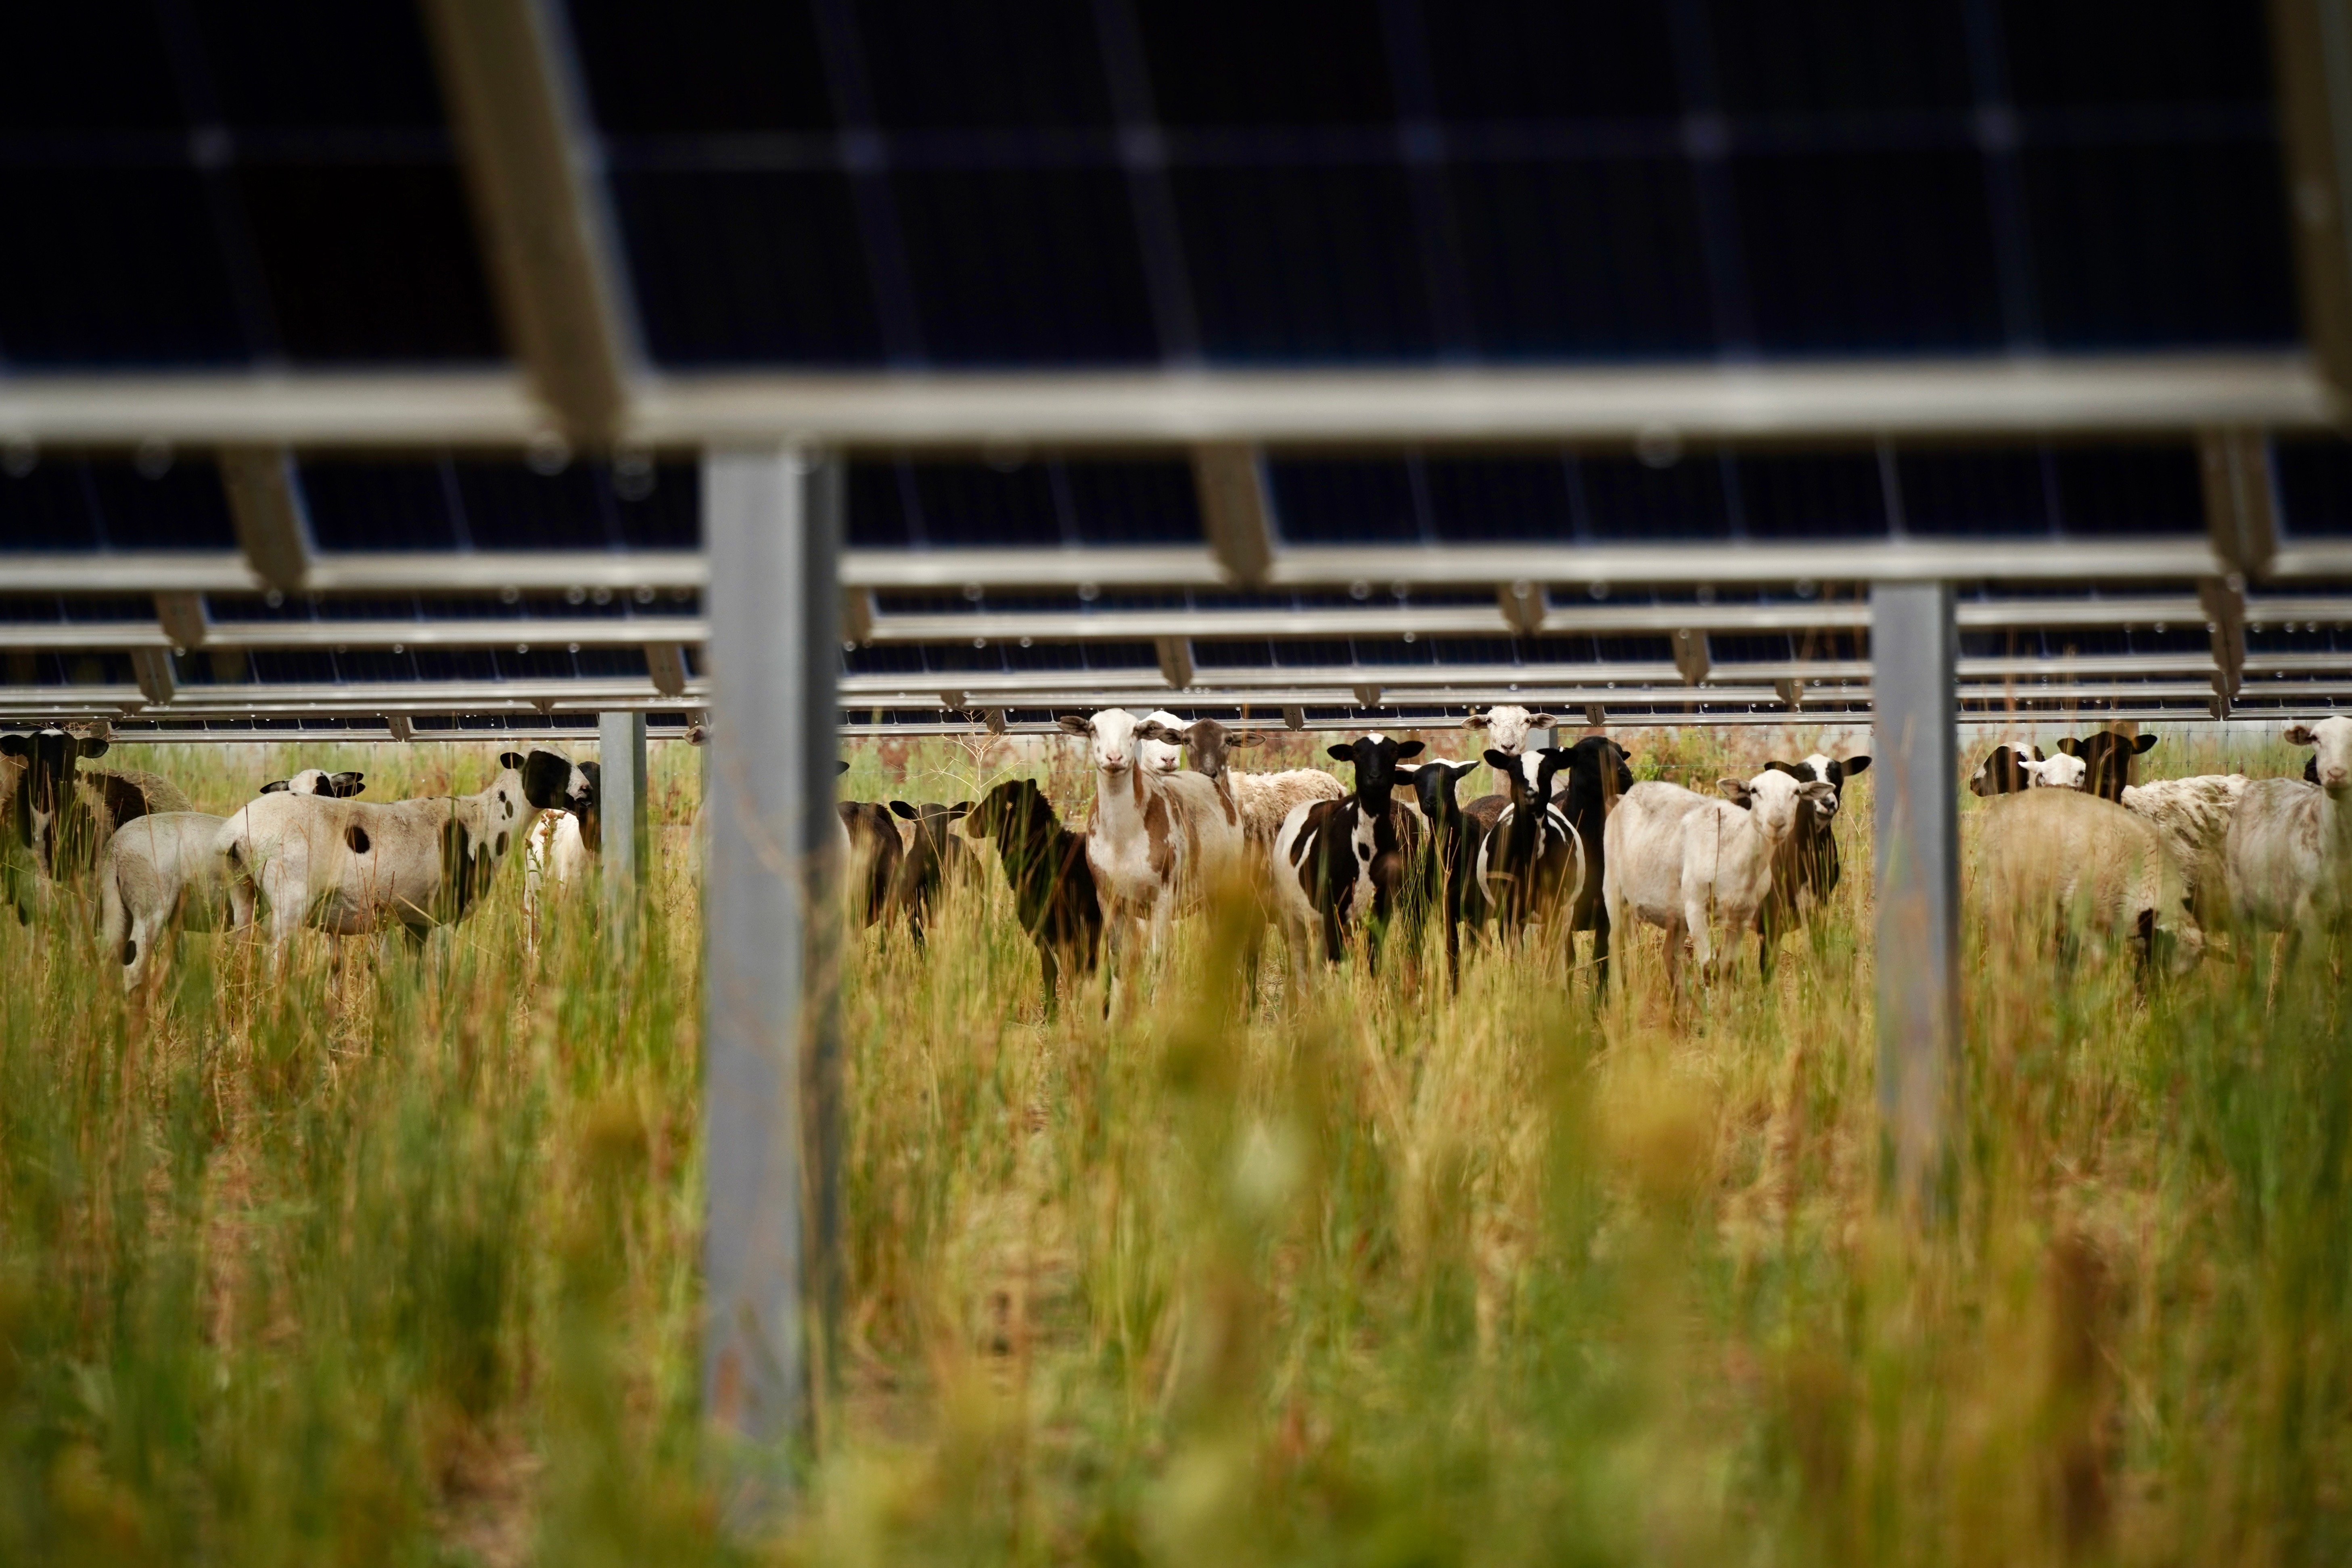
[2,730,188,920]
[1169,717,1344,849]
[2053,728,2159,802]
[1057,709,1244,968]
[1474,747,1581,938]
[886,799,974,947]
[2222,717,2352,952]
[1601,768,1832,992]
[96,813,233,990]
[1757,751,1871,966]
[964,777,1102,1014]
[218,749,592,952]
[523,761,604,938]
[1138,709,1190,776]
[1976,788,2204,976]
[1271,734,1426,973]
[99,767,376,989]
[1460,705,1558,760]
[839,801,903,929]
[2120,773,2247,929]
[1401,759,1488,991]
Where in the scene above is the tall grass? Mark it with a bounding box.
[1,729,2346,1563]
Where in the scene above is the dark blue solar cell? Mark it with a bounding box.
[893,168,1160,364]
[455,464,613,550]
[411,649,502,682]
[1734,150,2003,353]
[1001,640,1095,671]
[301,460,460,552]
[1421,3,1680,119]
[494,648,590,680]
[1137,0,1394,127]
[2050,445,2204,535]
[612,170,884,366]
[1268,459,1420,544]
[1275,639,1358,667]
[1897,447,2055,535]
[859,0,1111,129]
[611,462,700,548]
[0,4,184,132]
[1192,640,1275,669]
[236,165,503,363]
[0,169,247,366]
[0,464,100,552]
[1355,637,1435,667]
[2023,142,2297,349]
[847,463,913,548]
[1172,165,1435,362]
[1428,636,1516,665]
[330,650,415,683]
[249,650,342,684]
[1735,453,1888,539]
[2273,437,2352,538]
[1450,159,1715,359]
[1712,632,1798,663]
[88,459,235,550]
[1424,456,1574,542]
[1707,0,1972,113]
[907,462,1062,548]
[565,0,834,135]
[2000,0,2271,109]
[1580,455,1733,541]
[1061,460,1203,545]
[192,2,447,130]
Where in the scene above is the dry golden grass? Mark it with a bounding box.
[1,724,2346,1565]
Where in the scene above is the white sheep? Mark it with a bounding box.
[1460,705,1558,759]
[1601,768,1831,991]
[97,812,234,990]
[2120,773,2247,928]
[2223,716,2352,945]
[1977,788,2204,975]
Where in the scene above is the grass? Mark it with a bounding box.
[1,725,2348,1564]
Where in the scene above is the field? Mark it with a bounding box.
[1,725,2347,1564]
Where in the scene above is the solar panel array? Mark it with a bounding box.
[0,1,2296,371]
[1,2,2345,735]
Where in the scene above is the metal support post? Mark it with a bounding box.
[598,709,647,943]
[700,448,842,1522]
[1870,581,1960,1215]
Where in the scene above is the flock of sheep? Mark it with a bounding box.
[847,703,2352,1012]
[6,704,2349,1005]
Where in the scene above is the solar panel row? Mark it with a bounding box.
[0,0,2296,370]
[17,437,2352,555]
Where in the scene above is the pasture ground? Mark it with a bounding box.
[0,725,2346,1564]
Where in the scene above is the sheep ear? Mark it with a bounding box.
[1482,749,1514,771]
[260,778,290,793]
[1396,740,1424,759]
[1764,760,1799,776]
[836,759,850,774]
[1327,744,1354,761]
[1526,713,1558,728]
[1717,777,1753,805]
[2054,737,2080,755]
[499,750,526,770]
[1461,713,1490,730]
[1056,715,1092,735]
[78,737,109,759]
[1842,755,1871,776]
[1227,731,1264,747]
[889,801,918,820]
[948,801,973,817]
[2133,733,2158,754]
[2286,723,2318,746]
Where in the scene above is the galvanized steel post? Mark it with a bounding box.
[1870,580,1961,1215]
[700,448,842,1521]
[597,709,646,945]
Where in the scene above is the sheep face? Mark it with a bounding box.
[1461,705,1558,757]
[1969,744,2042,797]
[1177,718,1261,782]
[2287,714,2352,794]
[2028,752,2087,790]
[1138,710,1188,775]
[1058,709,1144,774]
[1721,769,1834,843]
